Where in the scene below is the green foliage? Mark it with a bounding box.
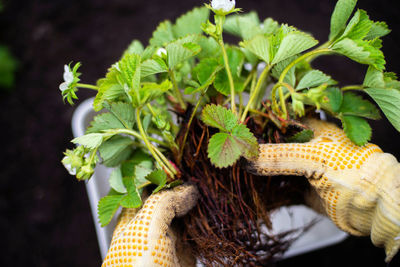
[145,170,167,193]
[287,129,314,143]
[0,45,18,90]
[202,105,258,168]
[339,92,380,120]
[341,115,372,146]
[329,0,358,40]
[296,70,336,90]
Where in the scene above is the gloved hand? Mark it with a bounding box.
[248,118,400,262]
[102,184,199,267]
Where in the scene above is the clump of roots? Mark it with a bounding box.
[175,113,311,266]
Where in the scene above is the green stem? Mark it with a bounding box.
[272,48,332,118]
[219,39,236,114]
[341,85,364,91]
[76,83,99,91]
[169,70,187,110]
[178,93,204,163]
[240,65,272,122]
[107,128,169,147]
[136,108,174,178]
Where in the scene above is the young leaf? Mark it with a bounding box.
[86,113,125,134]
[150,20,175,47]
[231,124,259,159]
[107,102,136,129]
[363,66,385,88]
[214,47,245,95]
[123,40,144,56]
[145,169,167,193]
[120,177,142,208]
[224,11,263,40]
[240,35,271,64]
[207,132,242,168]
[72,133,103,149]
[133,79,172,107]
[141,57,168,78]
[94,68,124,111]
[341,115,372,146]
[201,104,238,131]
[340,9,372,41]
[166,40,201,70]
[287,129,314,143]
[365,21,391,40]
[197,36,220,58]
[117,53,142,91]
[271,31,318,65]
[271,55,298,86]
[172,7,210,38]
[331,38,385,70]
[329,0,358,40]
[98,194,124,227]
[365,88,400,132]
[99,136,133,167]
[109,167,126,193]
[193,58,222,85]
[339,92,380,120]
[323,87,343,113]
[296,70,336,90]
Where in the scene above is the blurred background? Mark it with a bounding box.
[0,0,399,266]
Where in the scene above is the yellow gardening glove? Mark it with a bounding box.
[249,118,400,262]
[102,184,198,267]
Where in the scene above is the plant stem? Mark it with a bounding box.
[342,85,364,91]
[271,48,332,118]
[219,39,236,114]
[169,70,187,110]
[240,65,271,122]
[107,128,169,147]
[178,93,204,163]
[136,108,174,178]
[76,83,99,91]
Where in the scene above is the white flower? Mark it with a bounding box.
[62,161,77,176]
[211,0,235,13]
[59,65,74,91]
[156,48,167,57]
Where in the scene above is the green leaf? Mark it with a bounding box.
[150,20,175,47]
[106,102,136,129]
[166,39,201,70]
[190,58,223,94]
[363,66,385,88]
[145,169,167,193]
[98,194,124,227]
[365,88,400,132]
[240,35,271,64]
[201,104,238,131]
[341,115,371,146]
[296,70,336,90]
[340,9,372,41]
[132,79,172,107]
[117,53,141,91]
[109,167,126,193]
[207,132,242,168]
[329,0,358,40]
[365,21,391,40]
[262,18,280,35]
[94,68,124,111]
[141,57,168,78]
[271,56,297,86]
[339,92,380,120]
[86,113,125,134]
[231,124,259,159]
[323,87,343,113]
[99,136,133,167]
[197,36,220,58]
[224,11,263,40]
[331,38,385,70]
[172,7,210,38]
[272,31,318,65]
[0,45,18,89]
[72,133,103,149]
[383,73,400,90]
[214,47,245,95]
[120,177,142,208]
[121,150,153,191]
[287,129,314,143]
[123,40,144,56]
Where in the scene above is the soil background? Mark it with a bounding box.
[1,0,400,266]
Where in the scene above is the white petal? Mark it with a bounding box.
[63,162,77,175]
[63,65,74,83]
[59,82,69,91]
[211,0,235,12]
[157,48,167,56]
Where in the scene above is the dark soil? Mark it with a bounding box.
[0,0,399,266]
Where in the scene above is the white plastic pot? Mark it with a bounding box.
[71,97,348,260]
